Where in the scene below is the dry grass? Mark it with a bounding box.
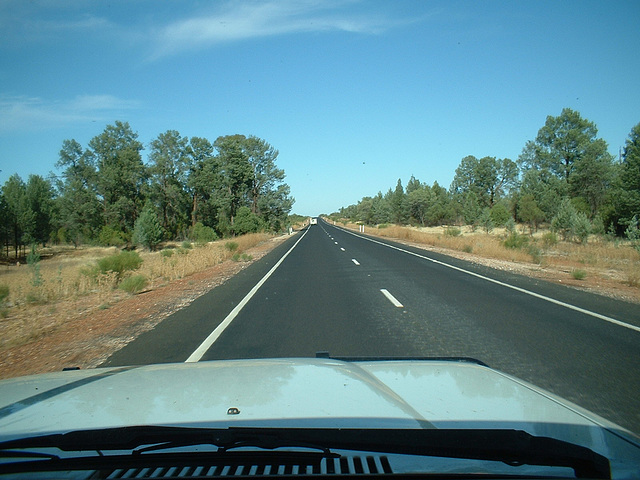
[0,233,270,319]
[0,232,276,355]
[340,222,640,292]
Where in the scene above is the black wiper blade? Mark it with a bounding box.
[0,427,610,478]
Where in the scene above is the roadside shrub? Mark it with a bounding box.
[133,205,164,251]
[191,222,217,244]
[232,253,253,262]
[551,198,578,241]
[571,269,587,280]
[160,249,174,258]
[503,232,529,250]
[27,245,43,287]
[489,202,510,227]
[98,225,128,247]
[591,215,605,237]
[462,245,473,253]
[477,208,494,233]
[225,241,239,252]
[444,226,461,237]
[541,232,558,248]
[0,285,9,303]
[625,216,640,253]
[181,241,193,250]
[119,274,148,294]
[97,251,143,280]
[378,223,390,229]
[574,212,591,244]
[232,207,264,235]
[527,245,543,264]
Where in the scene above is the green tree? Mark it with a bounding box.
[245,136,285,215]
[461,191,482,225]
[25,175,55,246]
[55,139,102,245]
[525,108,598,181]
[148,130,190,237]
[551,198,578,241]
[2,175,34,258]
[451,155,518,208]
[617,123,640,226]
[185,137,216,227]
[214,135,253,226]
[258,183,294,232]
[477,208,494,233]
[406,175,423,195]
[519,108,614,218]
[569,138,615,217]
[518,168,567,222]
[232,206,264,235]
[489,201,510,227]
[427,181,454,225]
[517,194,545,233]
[390,179,408,224]
[132,203,164,251]
[89,121,146,232]
[407,186,433,226]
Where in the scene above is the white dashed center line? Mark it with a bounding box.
[380,289,403,308]
[352,259,360,266]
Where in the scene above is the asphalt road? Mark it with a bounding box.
[103,218,640,434]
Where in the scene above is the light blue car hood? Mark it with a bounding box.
[0,358,639,474]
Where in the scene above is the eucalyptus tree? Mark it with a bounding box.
[185,136,217,227]
[148,130,190,237]
[213,134,254,226]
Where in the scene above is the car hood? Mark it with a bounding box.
[0,358,639,465]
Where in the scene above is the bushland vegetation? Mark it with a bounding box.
[1,123,294,261]
[0,232,270,349]
[332,109,639,244]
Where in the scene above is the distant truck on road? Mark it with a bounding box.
[309,217,317,225]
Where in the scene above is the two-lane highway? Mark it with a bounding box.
[104,218,640,434]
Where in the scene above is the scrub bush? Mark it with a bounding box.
[119,274,148,294]
[97,251,143,280]
[225,241,239,252]
[191,222,217,244]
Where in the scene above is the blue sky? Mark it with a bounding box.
[1,0,639,216]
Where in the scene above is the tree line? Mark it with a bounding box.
[0,121,294,258]
[332,109,640,241]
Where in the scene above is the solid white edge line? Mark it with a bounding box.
[185,229,309,363]
[333,225,640,334]
[380,289,404,308]
[352,259,360,266]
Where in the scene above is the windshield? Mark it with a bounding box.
[1,1,639,478]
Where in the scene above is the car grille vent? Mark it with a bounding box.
[105,455,393,478]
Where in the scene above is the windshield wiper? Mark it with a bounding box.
[0,426,610,478]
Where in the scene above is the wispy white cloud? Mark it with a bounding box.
[0,94,141,132]
[150,0,404,59]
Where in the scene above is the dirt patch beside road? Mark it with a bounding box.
[0,235,291,380]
